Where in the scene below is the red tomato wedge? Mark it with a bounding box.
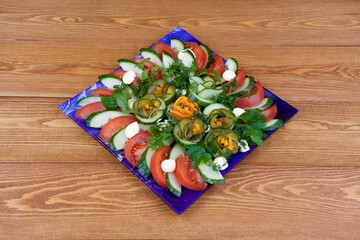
[185,42,207,70]
[99,116,138,143]
[208,53,225,77]
[111,69,127,79]
[75,102,106,120]
[124,131,152,167]
[261,104,278,122]
[150,42,176,59]
[226,67,246,94]
[174,153,208,191]
[150,146,172,189]
[132,58,162,80]
[235,81,265,109]
[88,88,113,97]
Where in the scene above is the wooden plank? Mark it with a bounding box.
[1,0,360,46]
[1,41,360,101]
[0,97,359,167]
[0,163,359,239]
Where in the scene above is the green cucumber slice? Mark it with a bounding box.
[162,51,176,69]
[166,172,182,197]
[249,97,274,111]
[173,125,202,146]
[170,38,185,55]
[138,148,151,178]
[77,96,101,107]
[189,76,204,85]
[263,119,283,131]
[109,127,126,151]
[117,59,144,79]
[169,143,186,160]
[138,123,154,131]
[203,81,214,88]
[197,84,206,93]
[181,49,195,68]
[187,89,214,107]
[140,48,164,68]
[198,88,223,100]
[200,43,212,69]
[99,74,126,90]
[203,103,230,116]
[196,162,225,184]
[86,111,132,128]
[225,57,238,72]
[229,76,255,96]
[202,75,214,83]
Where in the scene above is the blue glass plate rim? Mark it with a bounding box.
[58,26,299,215]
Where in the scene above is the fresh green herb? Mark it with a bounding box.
[212,70,222,83]
[234,109,268,146]
[238,109,267,129]
[148,119,176,150]
[135,58,150,69]
[163,61,197,97]
[240,91,257,99]
[101,96,118,110]
[186,142,212,168]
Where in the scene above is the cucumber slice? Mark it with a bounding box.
[248,97,274,111]
[202,75,214,83]
[86,111,132,128]
[173,125,202,146]
[162,51,175,69]
[140,48,164,68]
[203,103,230,116]
[225,58,238,72]
[198,88,223,100]
[181,49,195,68]
[169,143,186,160]
[197,84,206,93]
[229,76,255,96]
[135,110,164,124]
[170,38,185,55]
[189,76,204,85]
[99,74,126,90]
[77,96,101,107]
[109,127,126,151]
[166,172,182,197]
[196,162,225,184]
[263,119,283,131]
[200,43,212,69]
[187,88,215,107]
[117,59,144,79]
[138,148,151,178]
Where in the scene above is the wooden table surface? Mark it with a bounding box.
[1,0,360,239]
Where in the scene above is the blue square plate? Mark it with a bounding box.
[59,26,298,215]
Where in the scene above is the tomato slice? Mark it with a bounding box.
[124,131,152,167]
[75,102,106,120]
[235,81,265,109]
[99,116,138,143]
[226,67,246,94]
[185,42,207,70]
[174,153,208,191]
[261,104,278,122]
[150,146,172,189]
[88,88,113,97]
[150,42,176,59]
[132,58,162,80]
[208,53,225,77]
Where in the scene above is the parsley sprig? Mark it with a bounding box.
[186,142,212,168]
[234,109,268,146]
[148,118,177,150]
[101,85,133,113]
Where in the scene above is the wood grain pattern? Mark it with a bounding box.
[1,164,359,239]
[1,0,360,239]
